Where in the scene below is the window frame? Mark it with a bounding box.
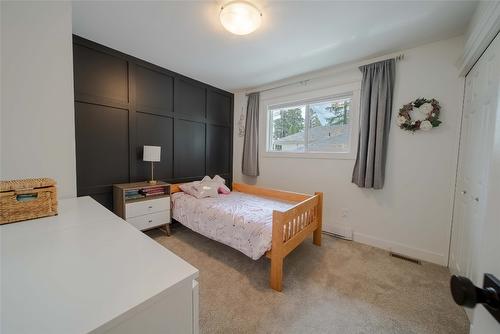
[263,83,360,160]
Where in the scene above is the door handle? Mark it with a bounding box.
[461,190,467,195]
[450,274,500,323]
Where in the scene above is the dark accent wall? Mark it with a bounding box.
[73,35,233,209]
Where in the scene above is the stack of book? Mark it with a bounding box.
[124,189,144,201]
[139,186,166,197]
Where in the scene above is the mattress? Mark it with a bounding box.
[171,191,295,260]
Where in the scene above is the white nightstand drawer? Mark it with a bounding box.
[126,197,170,218]
[127,211,170,231]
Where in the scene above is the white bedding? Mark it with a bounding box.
[171,191,295,260]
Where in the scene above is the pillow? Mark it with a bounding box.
[179,180,219,199]
[212,175,226,185]
[201,175,213,183]
[182,176,229,197]
[193,181,219,198]
[179,181,201,197]
[211,175,231,194]
[218,184,231,195]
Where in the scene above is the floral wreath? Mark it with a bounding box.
[396,98,441,131]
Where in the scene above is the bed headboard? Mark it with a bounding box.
[171,182,311,204]
[170,183,183,194]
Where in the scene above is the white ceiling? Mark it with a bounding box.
[72,1,478,92]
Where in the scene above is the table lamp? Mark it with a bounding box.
[143,145,161,184]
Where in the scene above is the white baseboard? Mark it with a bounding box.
[323,223,353,240]
[353,232,447,266]
[328,225,352,240]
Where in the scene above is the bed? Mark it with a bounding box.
[171,182,323,291]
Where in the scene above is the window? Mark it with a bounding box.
[268,95,353,154]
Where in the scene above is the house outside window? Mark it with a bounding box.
[267,95,353,155]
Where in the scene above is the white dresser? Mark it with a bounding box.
[0,196,199,334]
[113,181,171,234]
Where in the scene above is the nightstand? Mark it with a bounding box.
[113,181,171,235]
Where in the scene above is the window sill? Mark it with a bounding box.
[262,151,356,160]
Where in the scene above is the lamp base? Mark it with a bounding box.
[148,180,157,185]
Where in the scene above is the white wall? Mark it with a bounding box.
[1,1,76,198]
[233,36,465,266]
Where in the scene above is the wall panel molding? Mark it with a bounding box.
[73,35,233,208]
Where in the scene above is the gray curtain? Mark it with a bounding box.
[352,59,395,189]
[242,92,260,176]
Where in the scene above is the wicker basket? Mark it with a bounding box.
[0,178,58,225]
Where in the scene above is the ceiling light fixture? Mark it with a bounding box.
[220,1,262,35]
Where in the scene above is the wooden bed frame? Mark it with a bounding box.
[171,182,323,291]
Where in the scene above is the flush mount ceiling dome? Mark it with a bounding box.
[220,1,262,35]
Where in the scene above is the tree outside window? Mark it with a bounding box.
[268,95,352,153]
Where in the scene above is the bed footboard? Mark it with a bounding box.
[268,192,323,291]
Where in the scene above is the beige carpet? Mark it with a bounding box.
[147,224,469,334]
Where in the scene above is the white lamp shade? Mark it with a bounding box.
[143,145,161,162]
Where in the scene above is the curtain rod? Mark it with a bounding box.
[246,53,404,97]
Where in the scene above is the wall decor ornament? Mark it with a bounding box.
[238,108,246,137]
[397,98,441,131]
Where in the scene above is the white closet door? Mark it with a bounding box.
[450,31,500,330]
[450,34,499,313]
[469,31,500,334]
